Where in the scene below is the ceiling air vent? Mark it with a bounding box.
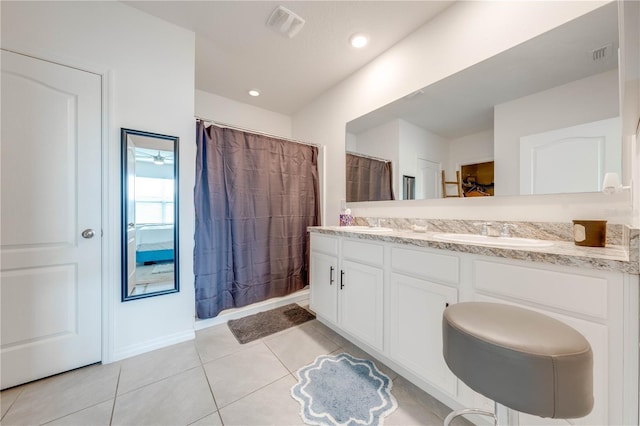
[267,6,305,39]
[592,44,612,62]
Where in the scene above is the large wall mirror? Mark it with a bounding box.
[121,128,179,301]
[346,2,623,202]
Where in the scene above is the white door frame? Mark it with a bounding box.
[2,47,116,364]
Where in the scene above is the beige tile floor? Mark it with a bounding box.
[0,317,465,426]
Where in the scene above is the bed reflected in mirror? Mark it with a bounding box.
[121,128,179,301]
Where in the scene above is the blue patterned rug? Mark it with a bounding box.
[291,353,398,426]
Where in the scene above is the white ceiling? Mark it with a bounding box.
[123,1,454,115]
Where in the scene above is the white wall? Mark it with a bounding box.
[398,120,448,199]
[1,1,196,362]
[494,70,619,196]
[292,0,633,225]
[399,120,448,169]
[345,132,357,152]
[351,120,400,196]
[195,89,292,138]
[447,129,494,177]
[352,120,399,162]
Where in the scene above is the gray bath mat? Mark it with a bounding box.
[228,303,315,344]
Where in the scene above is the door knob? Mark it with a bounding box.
[81,229,95,239]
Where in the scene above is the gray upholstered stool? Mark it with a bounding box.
[442,302,593,425]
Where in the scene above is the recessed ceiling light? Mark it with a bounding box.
[349,33,369,49]
[248,89,260,97]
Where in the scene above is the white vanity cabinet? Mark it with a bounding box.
[309,234,384,351]
[309,234,339,324]
[309,230,638,426]
[310,234,458,396]
[388,247,460,397]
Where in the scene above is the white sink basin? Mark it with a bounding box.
[337,226,394,233]
[432,233,553,248]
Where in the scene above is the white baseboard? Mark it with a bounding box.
[194,288,310,331]
[109,329,196,363]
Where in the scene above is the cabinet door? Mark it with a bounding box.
[340,260,384,351]
[389,273,458,396]
[310,251,338,324]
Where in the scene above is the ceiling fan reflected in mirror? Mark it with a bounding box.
[134,148,174,165]
[152,152,165,165]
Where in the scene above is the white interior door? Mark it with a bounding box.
[519,117,621,195]
[416,158,440,199]
[1,50,102,389]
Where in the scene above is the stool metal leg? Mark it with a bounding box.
[443,407,497,426]
[444,402,520,426]
[444,401,502,426]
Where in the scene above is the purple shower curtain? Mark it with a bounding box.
[345,153,395,202]
[194,121,320,319]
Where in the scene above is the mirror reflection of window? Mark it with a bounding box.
[134,176,174,224]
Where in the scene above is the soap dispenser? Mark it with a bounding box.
[339,200,353,226]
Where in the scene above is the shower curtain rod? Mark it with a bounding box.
[195,116,319,148]
[346,151,392,163]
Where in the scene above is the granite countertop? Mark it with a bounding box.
[309,226,639,275]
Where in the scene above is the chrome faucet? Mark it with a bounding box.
[474,222,493,236]
[474,222,516,237]
[500,223,517,237]
[366,217,381,227]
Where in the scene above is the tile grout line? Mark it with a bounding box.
[115,345,202,397]
[33,370,120,426]
[189,365,221,426]
[0,385,25,422]
[196,327,263,365]
[109,365,122,426]
[262,336,302,382]
[213,371,292,412]
[208,340,292,410]
[40,397,116,425]
[261,335,297,375]
[194,343,223,424]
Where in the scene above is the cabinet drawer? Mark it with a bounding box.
[311,234,338,256]
[342,239,383,265]
[474,260,609,319]
[391,247,459,284]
